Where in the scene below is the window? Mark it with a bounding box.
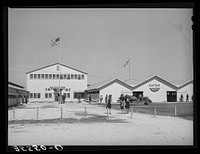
[78,75,81,80]
[56,74,59,79]
[34,93,37,98]
[82,75,84,79]
[38,74,40,79]
[30,74,33,79]
[60,74,63,79]
[49,74,52,79]
[45,93,48,98]
[42,74,44,79]
[53,74,55,79]
[67,74,70,79]
[38,93,40,98]
[71,74,74,79]
[34,74,37,79]
[67,93,70,98]
[30,93,33,98]
[64,74,67,79]
[74,74,77,79]
[45,74,48,79]
[45,93,52,98]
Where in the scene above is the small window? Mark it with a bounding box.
[49,93,52,98]
[34,93,37,98]
[30,93,33,98]
[38,74,40,79]
[82,75,84,79]
[42,74,44,79]
[53,74,55,79]
[49,74,52,79]
[45,93,48,98]
[74,74,77,79]
[67,74,70,79]
[60,74,63,79]
[34,74,37,79]
[38,93,40,98]
[56,74,59,79]
[45,74,48,79]
[71,74,74,79]
[30,74,33,79]
[78,75,81,80]
[64,74,67,79]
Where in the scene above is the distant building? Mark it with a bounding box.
[26,63,88,102]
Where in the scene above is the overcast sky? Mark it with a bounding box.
[8,8,193,87]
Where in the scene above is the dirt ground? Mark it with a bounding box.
[8,102,193,145]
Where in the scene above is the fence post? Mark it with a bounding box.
[107,108,109,119]
[13,107,15,120]
[154,107,156,117]
[174,106,177,117]
[61,107,63,119]
[36,107,39,120]
[84,107,87,118]
[131,107,133,119]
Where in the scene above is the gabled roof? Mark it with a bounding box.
[8,82,24,89]
[86,78,133,91]
[132,75,178,90]
[177,80,193,90]
[26,62,88,74]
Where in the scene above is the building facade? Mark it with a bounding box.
[26,63,87,102]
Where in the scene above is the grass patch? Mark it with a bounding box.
[8,113,127,125]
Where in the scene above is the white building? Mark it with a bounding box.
[177,80,193,102]
[129,76,178,102]
[85,78,133,103]
[26,63,88,102]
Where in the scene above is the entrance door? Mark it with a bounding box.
[132,91,143,99]
[167,91,177,102]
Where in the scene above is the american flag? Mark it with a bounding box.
[51,37,60,46]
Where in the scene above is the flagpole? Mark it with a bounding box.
[59,36,61,102]
[129,58,130,80]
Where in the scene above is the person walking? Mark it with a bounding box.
[119,94,125,114]
[106,95,112,114]
[125,95,130,114]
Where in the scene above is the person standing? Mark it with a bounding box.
[119,94,125,114]
[186,94,189,102]
[125,95,130,114]
[180,94,183,102]
[89,95,92,104]
[99,95,103,104]
[106,95,112,114]
[105,94,108,105]
[62,94,66,104]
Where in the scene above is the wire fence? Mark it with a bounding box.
[8,104,191,121]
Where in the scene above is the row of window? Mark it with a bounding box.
[29,93,70,98]
[30,74,85,80]
[87,91,99,94]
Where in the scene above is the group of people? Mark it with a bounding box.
[119,94,130,114]
[20,95,28,104]
[58,94,66,104]
[180,94,191,102]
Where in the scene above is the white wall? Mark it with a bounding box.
[27,64,87,101]
[177,83,193,102]
[133,79,176,102]
[100,82,132,103]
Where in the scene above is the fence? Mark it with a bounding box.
[8,105,185,121]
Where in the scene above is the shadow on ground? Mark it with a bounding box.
[8,113,128,125]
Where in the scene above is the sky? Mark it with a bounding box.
[8,8,193,88]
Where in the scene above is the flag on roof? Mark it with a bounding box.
[51,37,60,46]
[124,59,130,67]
